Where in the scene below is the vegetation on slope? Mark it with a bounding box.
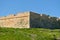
[0,28,60,40]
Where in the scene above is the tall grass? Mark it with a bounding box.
[0,27,60,40]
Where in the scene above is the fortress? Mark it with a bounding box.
[0,11,60,29]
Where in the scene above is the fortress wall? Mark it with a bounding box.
[0,12,30,28]
[30,12,51,28]
[40,14,50,20]
[0,11,60,28]
[30,12,40,28]
[39,14,59,28]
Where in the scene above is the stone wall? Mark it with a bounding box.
[30,12,60,29]
[30,12,40,28]
[0,11,60,29]
[0,12,30,28]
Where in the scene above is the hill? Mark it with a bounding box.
[0,28,60,40]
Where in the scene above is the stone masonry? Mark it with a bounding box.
[0,12,30,28]
[0,11,60,29]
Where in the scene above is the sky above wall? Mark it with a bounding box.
[0,0,60,17]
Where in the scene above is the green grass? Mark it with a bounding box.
[0,27,60,40]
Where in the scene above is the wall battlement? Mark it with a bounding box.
[0,11,60,29]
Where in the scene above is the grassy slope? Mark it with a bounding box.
[0,28,60,40]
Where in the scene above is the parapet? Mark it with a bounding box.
[0,12,30,20]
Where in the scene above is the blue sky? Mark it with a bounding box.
[0,0,60,17]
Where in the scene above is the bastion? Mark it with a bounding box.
[0,11,60,28]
